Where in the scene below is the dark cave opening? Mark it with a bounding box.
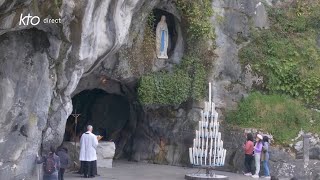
[64,89,130,146]
[152,9,178,57]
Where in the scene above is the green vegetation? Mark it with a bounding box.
[227,92,320,144]
[138,0,215,105]
[138,56,206,105]
[175,0,214,41]
[141,13,157,71]
[239,3,320,108]
[55,0,62,8]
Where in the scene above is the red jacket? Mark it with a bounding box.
[244,140,254,155]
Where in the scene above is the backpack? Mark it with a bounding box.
[43,154,56,174]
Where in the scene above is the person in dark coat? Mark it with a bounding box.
[56,147,70,180]
[36,146,60,180]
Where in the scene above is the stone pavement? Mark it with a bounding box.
[64,160,279,180]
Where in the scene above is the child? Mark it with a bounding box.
[37,146,60,180]
[243,133,254,176]
[262,136,271,179]
[252,134,263,178]
[56,146,70,180]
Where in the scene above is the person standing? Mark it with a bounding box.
[243,133,254,176]
[56,146,70,180]
[252,134,263,178]
[36,146,60,180]
[262,136,271,179]
[79,125,98,178]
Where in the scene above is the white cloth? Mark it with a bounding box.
[79,131,98,161]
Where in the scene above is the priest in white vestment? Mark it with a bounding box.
[79,125,98,178]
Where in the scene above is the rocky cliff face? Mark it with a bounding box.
[0,0,148,179]
[210,0,269,110]
[0,0,319,179]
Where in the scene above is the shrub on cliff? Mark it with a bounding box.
[227,92,320,144]
[239,3,320,108]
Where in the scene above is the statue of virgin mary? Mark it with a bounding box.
[156,15,169,59]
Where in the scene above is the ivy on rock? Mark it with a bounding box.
[138,56,206,105]
[239,3,320,108]
[227,92,320,145]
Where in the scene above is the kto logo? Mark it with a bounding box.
[19,13,40,26]
[19,13,61,26]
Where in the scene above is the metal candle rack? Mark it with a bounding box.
[189,83,226,167]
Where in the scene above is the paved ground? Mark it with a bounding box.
[64,160,260,180]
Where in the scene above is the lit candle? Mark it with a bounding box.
[206,130,209,142]
[193,147,197,164]
[204,149,207,165]
[201,110,204,122]
[204,102,207,113]
[211,102,213,115]
[189,148,193,164]
[222,149,227,165]
[213,120,216,136]
[200,148,203,165]
[206,134,209,164]
[210,112,214,126]
[221,149,224,165]
[213,133,217,165]
[209,82,212,108]
[214,112,218,122]
[209,137,213,165]
[198,121,201,137]
[212,102,215,112]
[195,148,198,165]
[202,125,205,139]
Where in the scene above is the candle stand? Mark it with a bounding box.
[185,83,228,180]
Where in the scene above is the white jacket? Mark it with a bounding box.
[79,131,98,161]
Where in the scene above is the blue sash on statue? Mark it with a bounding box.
[160,30,165,52]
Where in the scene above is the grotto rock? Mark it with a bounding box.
[130,105,199,165]
[0,0,186,178]
[211,0,263,110]
[0,29,52,180]
[0,0,147,178]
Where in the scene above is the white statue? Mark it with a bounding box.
[156,15,169,59]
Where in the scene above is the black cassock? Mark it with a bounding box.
[79,160,98,176]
